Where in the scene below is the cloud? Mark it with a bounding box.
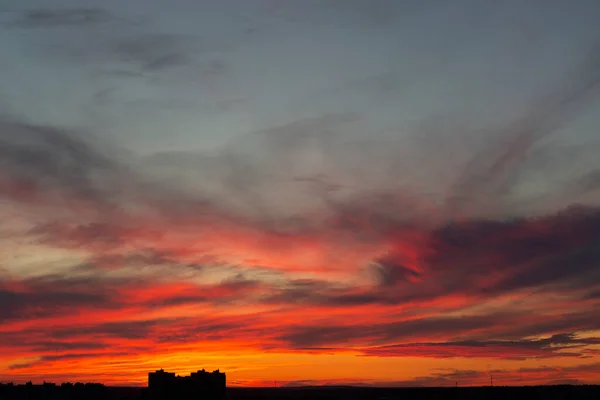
[425,205,600,295]
[8,352,132,371]
[583,289,600,300]
[360,333,600,360]
[497,309,600,340]
[370,256,423,286]
[575,169,600,195]
[30,222,127,251]
[5,8,205,81]
[0,281,113,323]
[51,319,170,341]
[443,49,600,219]
[0,117,125,209]
[246,362,600,387]
[110,34,195,73]
[399,362,600,387]
[277,314,509,348]
[28,342,107,353]
[2,40,600,385]
[12,8,113,28]
[3,107,600,367]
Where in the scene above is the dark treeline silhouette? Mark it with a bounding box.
[0,381,109,400]
[226,385,600,400]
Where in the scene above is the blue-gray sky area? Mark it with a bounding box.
[1,0,600,387]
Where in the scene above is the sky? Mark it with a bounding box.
[1,0,600,387]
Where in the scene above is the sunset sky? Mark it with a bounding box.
[1,0,600,387]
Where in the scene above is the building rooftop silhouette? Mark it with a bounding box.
[148,368,226,400]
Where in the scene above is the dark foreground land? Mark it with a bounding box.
[2,384,600,400]
[227,386,600,399]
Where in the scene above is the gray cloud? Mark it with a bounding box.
[0,115,233,234]
[29,341,106,352]
[8,352,131,371]
[278,314,507,348]
[256,205,600,311]
[0,286,110,323]
[110,33,195,73]
[7,8,207,81]
[0,274,138,323]
[498,309,600,340]
[420,205,600,298]
[370,256,423,287]
[575,169,600,194]
[392,362,600,387]
[0,117,125,209]
[3,108,600,318]
[444,48,600,219]
[361,333,600,360]
[51,319,164,340]
[30,222,126,251]
[0,42,600,371]
[583,288,600,300]
[13,8,113,28]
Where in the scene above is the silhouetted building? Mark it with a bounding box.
[148,368,175,398]
[148,368,226,400]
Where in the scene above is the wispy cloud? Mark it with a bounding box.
[360,333,600,360]
[1,9,600,385]
[12,8,113,28]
